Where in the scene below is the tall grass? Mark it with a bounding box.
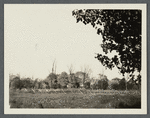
[9,89,141,108]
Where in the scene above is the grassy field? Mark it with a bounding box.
[9,89,141,108]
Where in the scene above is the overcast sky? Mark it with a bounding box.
[5,4,123,80]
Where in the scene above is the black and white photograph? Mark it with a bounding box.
[4,4,147,114]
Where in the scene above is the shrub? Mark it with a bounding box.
[92,79,108,90]
[118,78,126,90]
[33,79,40,89]
[10,76,21,89]
[109,78,121,90]
[20,78,34,89]
[111,83,119,90]
[98,79,108,90]
[68,74,80,88]
[39,81,47,89]
[51,83,60,89]
[84,82,90,89]
[67,83,74,88]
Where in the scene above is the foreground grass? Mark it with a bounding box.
[9,89,141,108]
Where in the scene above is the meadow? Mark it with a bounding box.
[9,88,141,108]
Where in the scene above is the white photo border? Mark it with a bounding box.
[4,4,147,114]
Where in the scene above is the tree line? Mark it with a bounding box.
[9,72,140,91]
[9,71,92,90]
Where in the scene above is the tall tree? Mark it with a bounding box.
[57,72,69,88]
[73,10,141,84]
[80,65,92,85]
[68,64,74,75]
[46,73,57,88]
[119,78,126,90]
[33,78,40,89]
[52,59,57,74]
[97,79,108,90]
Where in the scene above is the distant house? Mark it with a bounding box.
[75,71,89,87]
[75,71,85,79]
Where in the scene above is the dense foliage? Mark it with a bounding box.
[10,76,21,89]
[68,74,80,88]
[57,72,69,88]
[46,73,57,89]
[72,9,141,80]
[91,79,108,90]
[109,78,139,90]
